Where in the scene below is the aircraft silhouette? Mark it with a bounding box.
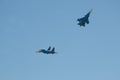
[77,9,92,27]
[36,46,56,54]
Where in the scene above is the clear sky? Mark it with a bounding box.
[0,0,120,80]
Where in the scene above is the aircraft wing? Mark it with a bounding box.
[86,19,89,24]
[77,17,84,22]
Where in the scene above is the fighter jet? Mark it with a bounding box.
[36,46,56,54]
[77,9,92,27]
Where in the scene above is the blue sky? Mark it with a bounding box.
[0,0,120,80]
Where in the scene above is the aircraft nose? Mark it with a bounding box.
[36,50,42,53]
[90,9,93,13]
